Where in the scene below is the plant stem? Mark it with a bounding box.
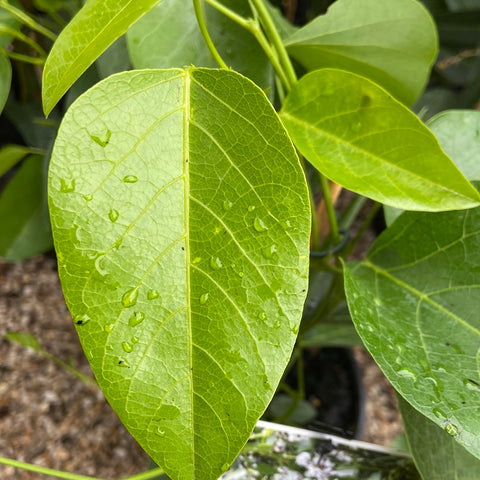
[192,0,227,69]
[0,457,164,480]
[319,174,340,245]
[2,49,45,64]
[203,0,250,29]
[249,0,297,89]
[0,0,57,41]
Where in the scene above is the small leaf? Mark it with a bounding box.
[42,0,162,115]
[4,331,41,351]
[399,397,480,480]
[344,199,480,460]
[284,0,438,105]
[0,155,52,260]
[49,68,310,480]
[0,53,11,113]
[280,68,480,211]
[0,144,33,177]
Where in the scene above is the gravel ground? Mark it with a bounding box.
[0,255,403,480]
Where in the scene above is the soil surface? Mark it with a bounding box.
[0,255,403,479]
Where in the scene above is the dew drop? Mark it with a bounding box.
[122,341,133,353]
[83,194,93,201]
[238,271,244,278]
[128,311,145,327]
[262,245,277,259]
[434,364,448,373]
[60,178,75,193]
[123,175,138,183]
[398,367,417,381]
[373,297,382,307]
[122,287,139,308]
[258,311,267,321]
[223,200,232,211]
[156,428,165,437]
[291,324,299,335]
[210,257,223,270]
[104,323,115,333]
[222,463,229,472]
[90,129,111,147]
[94,255,108,276]
[108,209,119,222]
[273,320,281,329]
[118,358,130,368]
[131,335,139,344]
[445,423,458,437]
[463,379,480,392]
[248,205,255,212]
[253,217,268,232]
[200,293,209,305]
[74,314,90,326]
[147,289,159,300]
[433,408,447,419]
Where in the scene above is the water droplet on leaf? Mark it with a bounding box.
[83,194,93,201]
[248,205,255,212]
[129,312,145,327]
[74,314,90,326]
[104,323,115,333]
[122,341,133,353]
[253,217,268,232]
[131,335,139,344]
[60,178,75,193]
[118,358,130,368]
[122,287,139,308]
[238,271,244,278]
[398,367,417,380]
[108,209,119,222]
[258,311,267,321]
[463,379,480,392]
[156,428,165,437]
[123,175,138,183]
[433,408,447,419]
[210,257,223,270]
[262,245,277,259]
[147,289,159,300]
[445,423,458,436]
[273,320,281,329]
[222,463,229,472]
[200,293,209,305]
[223,200,232,211]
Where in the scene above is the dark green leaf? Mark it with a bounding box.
[284,0,438,105]
[0,144,34,177]
[0,155,52,260]
[0,52,11,113]
[280,68,480,211]
[49,68,310,480]
[42,0,163,115]
[344,201,480,460]
[0,0,22,47]
[399,396,480,480]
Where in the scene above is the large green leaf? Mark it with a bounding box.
[126,0,273,92]
[344,201,480,460]
[0,52,11,113]
[399,396,480,480]
[284,0,438,105]
[0,155,52,260]
[280,68,480,211]
[48,68,310,480]
[42,0,162,115]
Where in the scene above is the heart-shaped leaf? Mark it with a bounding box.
[280,68,480,211]
[284,0,438,105]
[344,200,480,460]
[42,0,162,115]
[48,68,310,480]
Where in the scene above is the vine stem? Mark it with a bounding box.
[0,0,57,41]
[0,457,164,480]
[192,0,227,69]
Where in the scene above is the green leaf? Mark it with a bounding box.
[0,52,11,113]
[4,331,41,351]
[48,68,310,480]
[344,201,480,460]
[126,0,274,92]
[280,68,480,211]
[284,0,438,105]
[399,396,480,480]
[0,144,34,176]
[0,155,52,261]
[428,110,480,181]
[42,0,163,115]
[0,0,22,47]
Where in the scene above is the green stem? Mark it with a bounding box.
[203,0,250,29]
[319,173,340,245]
[0,0,57,41]
[0,24,47,58]
[0,457,164,480]
[1,49,44,64]
[192,0,227,69]
[249,0,297,89]
[338,194,367,231]
[43,351,98,388]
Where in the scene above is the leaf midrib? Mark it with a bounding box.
[281,111,478,203]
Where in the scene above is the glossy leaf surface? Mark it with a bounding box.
[0,155,52,260]
[49,68,310,480]
[42,0,162,115]
[399,396,480,480]
[344,200,480,460]
[284,0,437,105]
[0,53,11,113]
[281,68,480,211]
